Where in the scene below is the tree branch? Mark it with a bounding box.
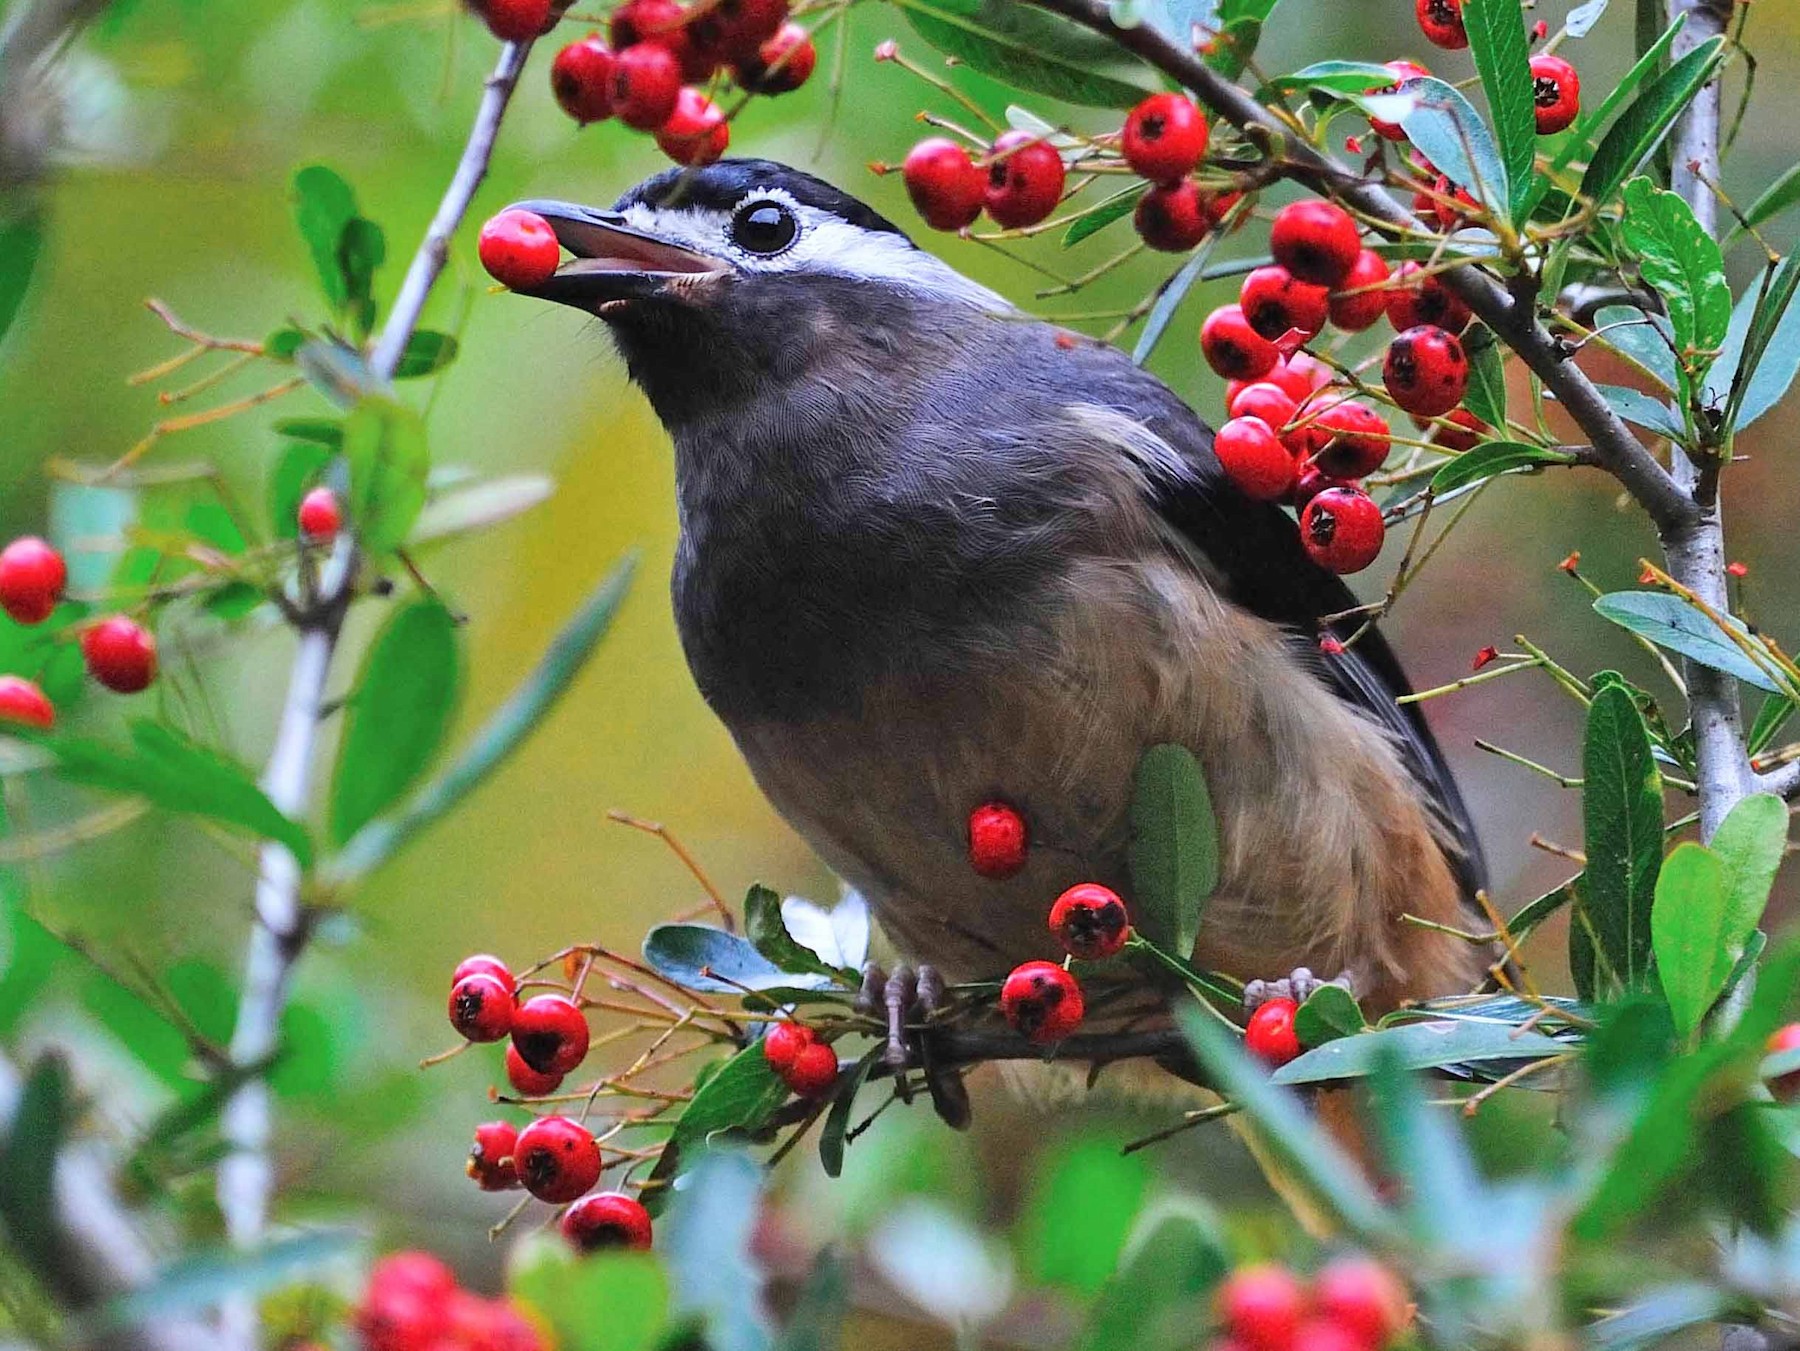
[1757,760,1800,801]
[213,37,534,1351]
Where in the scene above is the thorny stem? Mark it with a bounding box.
[214,37,534,1351]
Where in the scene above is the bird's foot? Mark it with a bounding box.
[1243,967,1356,1013]
[857,961,971,1130]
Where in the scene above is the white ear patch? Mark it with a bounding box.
[615,189,1013,313]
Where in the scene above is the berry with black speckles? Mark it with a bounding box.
[511,993,591,1074]
[1200,304,1280,381]
[1530,52,1580,134]
[1239,265,1330,341]
[999,961,1085,1043]
[467,1120,521,1191]
[449,973,514,1043]
[1048,883,1131,960]
[1121,92,1209,184]
[1300,487,1386,574]
[561,1191,654,1252]
[1270,199,1361,287]
[1415,0,1467,48]
[984,132,1065,229]
[1384,324,1468,417]
[513,1115,603,1203]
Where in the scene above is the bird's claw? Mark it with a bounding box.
[1243,966,1356,1012]
[857,960,970,1130]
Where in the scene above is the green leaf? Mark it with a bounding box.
[265,326,306,361]
[744,885,850,982]
[291,165,358,310]
[393,329,459,379]
[341,395,430,556]
[1460,324,1507,429]
[326,554,637,886]
[1257,60,1399,99]
[818,1052,875,1179]
[672,1058,789,1161]
[1462,0,1537,218]
[1748,693,1794,756]
[1564,0,1609,38]
[1579,37,1727,210]
[1397,75,1510,215]
[0,1053,68,1268]
[1294,982,1367,1047]
[329,597,464,845]
[1590,1286,1732,1351]
[1709,793,1789,956]
[1619,177,1731,365]
[1019,1138,1149,1297]
[1592,383,1684,439]
[1063,184,1145,247]
[1126,744,1219,960]
[644,924,836,993]
[1077,1201,1229,1351]
[1365,1045,1488,1248]
[0,208,44,351]
[1579,683,1665,997]
[45,722,313,868]
[1731,161,1800,241]
[1717,251,1800,430]
[268,440,333,541]
[339,216,385,339]
[894,0,1154,108]
[509,1237,670,1351]
[1271,1019,1569,1085]
[1430,439,1576,493]
[271,417,344,448]
[1594,305,1678,390]
[1133,251,1211,366]
[409,474,554,546]
[1593,591,1788,694]
[1651,841,1731,1038]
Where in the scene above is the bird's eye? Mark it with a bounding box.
[729,200,799,255]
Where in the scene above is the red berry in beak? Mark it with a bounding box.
[478,209,561,290]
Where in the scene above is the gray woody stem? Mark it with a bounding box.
[1026,0,1761,831]
[214,37,533,1351]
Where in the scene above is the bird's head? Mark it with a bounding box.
[507,158,1008,420]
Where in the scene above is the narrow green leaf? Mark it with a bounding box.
[46,722,313,867]
[410,474,554,546]
[339,216,386,339]
[1365,1046,1489,1249]
[1126,744,1219,960]
[271,417,344,448]
[895,0,1154,107]
[1651,841,1731,1038]
[1430,440,1575,493]
[327,554,637,885]
[1590,1286,1732,1351]
[1719,251,1800,430]
[1397,75,1510,215]
[1540,14,1684,203]
[1709,793,1788,955]
[329,597,464,844]
[393,330,459,379]
[1731,161,1800,241]
[1063,184,1146,247]
[1579,37,1727,209]
[0,1054,68,1268]
[644,924,833,993]
[1463,0,1537,217]
[1591,383,1684,439]
[0,209,44,351]
[291,165,358,310]
[1593,592,1787,694]
[818,1053,875,1179]
[1619,177,1731,363]
[1579,683,1665,996]
[1271,1019,1568,1085]
[1460,324,1507,429]
[1747,693,1794,756]
[1133,251,1211,366]
[1256,60,1398,99]
[341,395,431,555]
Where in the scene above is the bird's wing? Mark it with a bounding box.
[1093,356,1488,901]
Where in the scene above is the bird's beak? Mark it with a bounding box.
[505,199,724,311]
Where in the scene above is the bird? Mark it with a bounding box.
[506,158,1489,1054]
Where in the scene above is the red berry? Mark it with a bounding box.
[1767,1023,1800,1101]
[1217,1264,1309,1351]
[783,1040,840,1096]
[903,138,988,232]
[1200,304,1279,382]
[1312,402,1392,479]
[449,972,514,1043]
[1293,1317,1372,1351]
[1283,350,1335,393]
[1300,487,1386,574]
[1415,0,1467,48]
[1121,92,1209,184]
[511,993,591,1074]
[1228,381,1299,431]
[999,960,1085,1043]
[1529,52,1580,135]
[606,41,683,129]
[561,1191,654,1252]
[505,1042,565,1096]
[1413,173,1478,233]
[297,486,342,543]
[968,800,1028,879]
[734,22,813,93]
[479,209,561,290]
[1384,324,1468,417]
[474,0,552,42]
[81,615,157,694]
[611,0,711,81]
[1314,1256,1411,1349]
[513,1115,603,1203]
[1048,882,1131,960]
[552,35,617,124]
[1430,407,1488,452]
[1270,199,1362,287]
[1369,60,1429,140]
[1328,249,1391,332]
[356,1252,457,1351]
[1134,180,1212,252]
[1245,996,1302,1066]
[1216,416,1297,502]
[1293,465,1359,510]
[984,132,1065,229]
[1386,262,1471,333]
[655,87,730,166]
[1239,264,1330,341]
[467,1120,521,1190]
[0,675,54,729]
[762,1020,815,1071]
[454,953,515,992]
[704,0,788,61]
[0,537,66,625]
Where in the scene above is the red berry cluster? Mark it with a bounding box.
[447,955,591,1094]
[760,1019,841,1096]
[353,1250,545,1351]
[0,535,160,727]
[1214,1256,1412,1351]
